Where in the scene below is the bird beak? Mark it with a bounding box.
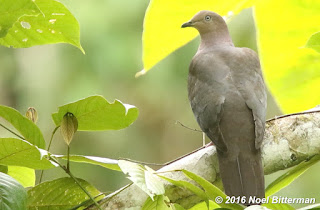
[181,21,194,28]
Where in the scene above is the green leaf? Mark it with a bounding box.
[0,165,8,173]
[52,95,139,131]
[305,32,320,53]
[255,0,320,113]
[27,177,102,209]
[142,195,173,210]
[158,175,207,201]
[7,166,35,188]
[296,203,320,210]
[0,138,55,169]
[53,154,121,171]
[0,0,41,38]
[262,203,295,210]
[181,170,243,210]
[265,155,320,197]
[0,0,84,53]
[118,160,164,199]
[0,165,35,187]
[174,203,186,210]
[188,200,221,210]
[0,105,45,149]
[138,0,255,76]
[0,172,27,210]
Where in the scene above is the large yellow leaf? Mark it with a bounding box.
[255,0,320,113]
[138,0,255,76]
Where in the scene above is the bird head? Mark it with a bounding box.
[181,10,226,34]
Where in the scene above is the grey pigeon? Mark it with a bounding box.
[182,10,266,205]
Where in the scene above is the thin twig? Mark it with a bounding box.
[39,126,60,184]
[101,184,132,203]
[49,156,102,210]
[0,122,25,140]
[47,126,60,151]
[175,121,202,132]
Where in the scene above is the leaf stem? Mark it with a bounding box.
[38,126,60,184]
[49,156,102,210]
[0,122,25,140]
[67,145,70,172]
[47,126,60,151]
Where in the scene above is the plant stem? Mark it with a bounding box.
[49,156,102,210]
[0,122,25,140]
[69,193,105,210]
[47,126,59,151]
[38,126,60,184]
[67,145,70,172]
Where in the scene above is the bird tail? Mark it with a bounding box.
[217,151,265,206]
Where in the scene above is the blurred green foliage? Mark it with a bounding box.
[0,0,319,208]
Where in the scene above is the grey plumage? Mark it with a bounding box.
[182,11,266,205]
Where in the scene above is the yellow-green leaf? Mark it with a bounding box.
[0,0,84,53]
[0,105,45,149]
[265,155,320,197]
[53,154,121,171]
[27,177,102,209]
[52,95,138,131]
[7,166,35,188]
[0,138,55,170]
[139,0,255,76]
[255,0,320,113]
[142,195,173,210]
[0,0,41,38]
[305,31,320,53]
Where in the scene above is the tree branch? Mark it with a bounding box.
[89,107,320,209]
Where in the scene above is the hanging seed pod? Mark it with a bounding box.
[60,112,78,145]
[26,107,38,123]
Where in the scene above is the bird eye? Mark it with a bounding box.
[205,15,211,21]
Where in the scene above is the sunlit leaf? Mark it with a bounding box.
[158,175,207,201]
[118,160,164,200]
[188,200,221,210]
[138,0,255,76]
[145,166,165,196]
[53,154,121,171]
[0,0,41,38]
[0,172,27,210]
[0,105,45,148]
[255,0,320,113]
[174,203,186,210]
[142,195,173,210]
[295,203,320,210]
[305,32,320,53]
[0,138,55,170]
[7,166,35,188]
[262,203,295,210]
[27,177,102,209]
[182,170,243,210]
[52,95,138,131]
[265,155,320,197]
[0,0,84,53]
